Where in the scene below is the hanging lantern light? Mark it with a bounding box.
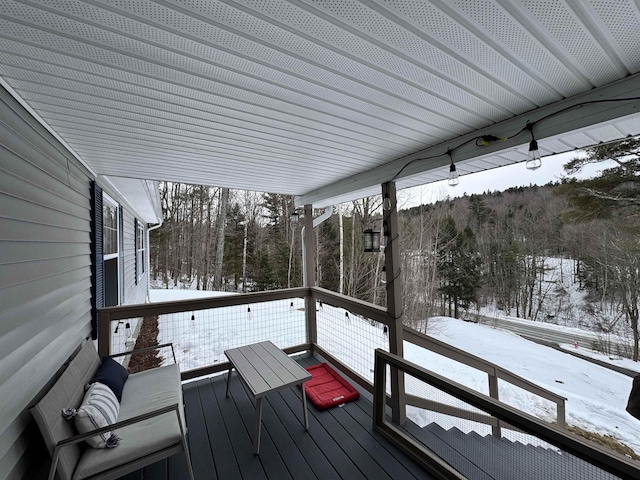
[363,229,381,252]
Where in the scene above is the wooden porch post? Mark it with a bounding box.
[303,204,317,351]
[97,309,111,357]
[382,182,406,424]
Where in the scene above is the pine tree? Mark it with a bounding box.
[560,138,640,360]
[436,216,482,319]
[560,138,640,219]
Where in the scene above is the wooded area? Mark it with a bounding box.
[149,139,640,360]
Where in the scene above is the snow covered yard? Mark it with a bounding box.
[148,288,640,455]
[408,318,638,454]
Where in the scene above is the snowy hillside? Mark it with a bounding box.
[479,256,633,352]
[410,317,637,454]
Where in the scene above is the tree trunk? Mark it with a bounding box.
[213,188,229,290]
[348,214,355,296]
[339,211,344,294]
[287,224,295,288]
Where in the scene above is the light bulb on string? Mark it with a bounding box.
[447,149,459,187]
[525,122,542,170]
[382,193,392,211]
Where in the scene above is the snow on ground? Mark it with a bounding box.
[151,289,307,371]
[149,289,234,302]
[559,343,640,374]
[149,288,640,454]
[408,318,638,453]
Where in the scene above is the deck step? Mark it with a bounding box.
[419,422,620,480]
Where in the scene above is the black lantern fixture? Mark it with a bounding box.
[290,211,300,224]
[363,228,381,252]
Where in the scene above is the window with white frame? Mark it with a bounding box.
[103,197,118,260]
[102,193,120,307]
[136,220,145,280]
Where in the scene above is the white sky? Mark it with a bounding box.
[398,151,616,208]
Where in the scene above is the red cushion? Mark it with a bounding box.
[303,363,359,410]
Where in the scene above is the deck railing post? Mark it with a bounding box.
[557,400,566,429]
[303,204,317,350]
[488,369,502,438]
[382,182,406,425]
[97,309,111,357]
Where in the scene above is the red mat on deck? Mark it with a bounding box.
[303,363,360,410]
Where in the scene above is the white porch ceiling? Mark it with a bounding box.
[1,0,640,208]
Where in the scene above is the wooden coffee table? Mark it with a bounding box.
[225,341,312,454]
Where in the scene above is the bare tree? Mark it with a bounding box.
[213,187,229,290]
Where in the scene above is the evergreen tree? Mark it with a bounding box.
[260,193,301,289]
[469,194,490,227]
[560,138,640,219]
[560,138,640,360]
[436,216,482,318]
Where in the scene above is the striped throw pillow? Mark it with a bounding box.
[75,382,122,448]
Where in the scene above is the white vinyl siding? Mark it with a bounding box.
[120,209,147,306]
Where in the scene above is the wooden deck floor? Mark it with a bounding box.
[119,354,435,480]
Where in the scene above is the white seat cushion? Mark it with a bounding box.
[73,364,184,480]
[75,382,121,449]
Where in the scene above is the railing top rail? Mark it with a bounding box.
[375,349,640,480]
[403,326,567,404]
[310,286,390,326]
[98,287,309,320]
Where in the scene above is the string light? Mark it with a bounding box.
[386,97,640,183]
[447,149,459,187]
[382,192,392,211]
[525,122,542,170]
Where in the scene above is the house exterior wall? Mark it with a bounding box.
[121,206,148,306]
[0,87,149,480]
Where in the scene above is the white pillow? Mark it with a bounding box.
[75,382,122,448]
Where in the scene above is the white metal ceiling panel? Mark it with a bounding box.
[1,0,640,206]
[588,0,640,70]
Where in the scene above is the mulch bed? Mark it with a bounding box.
[127,315,163,374]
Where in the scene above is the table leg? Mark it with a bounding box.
[225,367,233,398]
[302,383,309,430]
[254,397,263,455]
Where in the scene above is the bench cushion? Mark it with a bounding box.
[30,341,101,480]
[90,356,129,401]
[74,382,121,449]
[73,364,184,480]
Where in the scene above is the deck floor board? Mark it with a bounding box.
[126,354,436,480]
